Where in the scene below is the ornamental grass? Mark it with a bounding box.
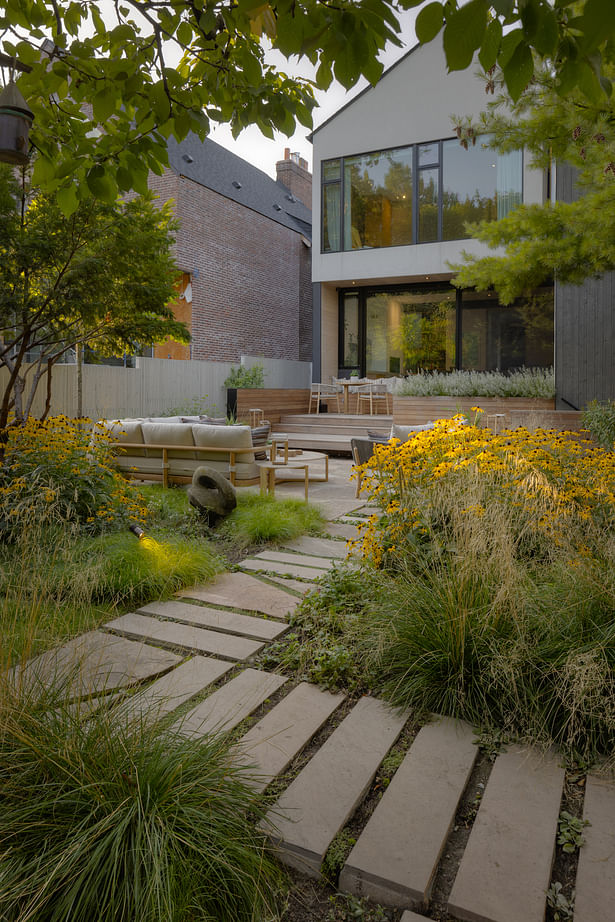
[349,415,615,762]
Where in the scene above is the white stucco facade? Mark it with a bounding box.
[310,41,547,382]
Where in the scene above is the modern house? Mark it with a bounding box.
[148,138,313,366]
[310,40,614,410]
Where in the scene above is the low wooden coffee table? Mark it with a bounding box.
[258,451,329,501]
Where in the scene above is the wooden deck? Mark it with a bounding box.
[272,414,392,454]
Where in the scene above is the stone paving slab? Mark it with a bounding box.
[235,682,345,793]
[178,572,297,619]
[340,716,478,910]
[448,745,564,922]
[400,912,429,922]
[574,773,615,922]
[105,612,264,661]
[262,696,408,878]
[262,576,313,594]
[117,656,233,723]
[240,558,325,581]
[139,599,289,641]
[170,668,287,740]
[251,550,336,570]
[13,631,181,697]
[280,536,348,559]
[325,522,361,540]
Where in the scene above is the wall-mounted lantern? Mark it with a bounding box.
[0,80,34,164]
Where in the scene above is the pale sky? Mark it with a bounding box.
[210,11,420,178]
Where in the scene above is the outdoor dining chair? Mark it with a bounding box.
[354,382,392,415]
[308,382,341,414]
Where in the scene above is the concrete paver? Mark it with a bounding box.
[574,773,615,922]
[139,599,289,641]
[13,631,181,697]
[340,716,478,910]
[240,558,325,581]
[170,668,287,739]
[325,522,361,540]
[262,575,313,594]
[117,655,233,723]
[280,535,348,559]
[105,612,265,661]
[400,912,430,922]
[178,571,298,619]
[251,550,336,570]
[448,745,564,922]
[262,696,408,878]
[235,682,345,792]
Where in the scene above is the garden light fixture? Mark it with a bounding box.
[0,78,34,165]
[128,523,145,540]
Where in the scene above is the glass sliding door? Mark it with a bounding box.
[460,288,553,370]
[340,292,360,371]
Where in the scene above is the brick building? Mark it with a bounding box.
[148,137,313,364]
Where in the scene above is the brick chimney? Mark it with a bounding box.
[275,148,312,210]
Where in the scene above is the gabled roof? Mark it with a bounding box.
[167,134,312,239]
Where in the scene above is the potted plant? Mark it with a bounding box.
[223,363,265,417]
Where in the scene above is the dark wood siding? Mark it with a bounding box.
[555,163,615,409]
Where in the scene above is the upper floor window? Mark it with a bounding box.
[321,138,522,253]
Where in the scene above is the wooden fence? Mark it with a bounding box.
[236,388,310,425]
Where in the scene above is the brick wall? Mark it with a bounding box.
[149,170,312,364]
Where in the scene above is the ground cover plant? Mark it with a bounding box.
[581,398,615,449]
[347,414,615,763]
[0,678,283,922]
[392,366,555,398]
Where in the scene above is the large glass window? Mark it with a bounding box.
[365,288,456,376]
[460,288,553,371]
[341,293,360,368]
[342,148,413,251]
[322,138,523,252]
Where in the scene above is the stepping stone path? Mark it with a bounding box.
[448,746,564,922]
[139,599,289,642]
[261,696,408,878]
[574,774,615,922]
[16,512,615,922]
[178,571,297,619]
[340,716,478,909]
[106,611,266,661]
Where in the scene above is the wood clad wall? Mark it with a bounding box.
[393,396,582,431]
[555,163,615,409]
[236,388,310,424]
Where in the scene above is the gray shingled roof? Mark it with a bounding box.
[167,135,312,239]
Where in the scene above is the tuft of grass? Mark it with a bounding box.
[217,493,325,548]
[0,683,283,922]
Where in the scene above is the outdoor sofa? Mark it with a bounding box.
[100,417,264,487]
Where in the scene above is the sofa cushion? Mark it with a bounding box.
[141,422,196,459]
[102,419,147,457]
[251,421,271,460]
[192,424,257,480]
[144,416,186,424]
[389,422,435,441]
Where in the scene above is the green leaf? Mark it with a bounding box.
[491,0,514,14]
[478,18,502,71]
[580,0,615,52]
[31,156,56,185]
[501,40,534,101]
[56,184,79,217]
[497,28,524,68]
[86,165,118,202]
[176,20,193,46]
[92,89,117,123]
[443,0,488,71]
[415,3,444,43]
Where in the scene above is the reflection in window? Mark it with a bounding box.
[323,183,341,252]
[365,288,456,375]
[341,293,359,367]
[418,168,439,243]
[343,148,413,251]
[461,289,553,371]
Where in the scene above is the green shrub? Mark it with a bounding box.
[218,493,325,547]
[223,363,265,388]
[581,399,615,449]
[0,686,282,921]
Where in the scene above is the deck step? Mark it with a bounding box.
[235,682,345,792]
[177,572,299,620]
[448,745,564,922]
[171,668,287,739]
[574,774,615,922]
[138,599,289,642]
[105,612,265,661]
[262,696,408,878]
[340,716,478,910]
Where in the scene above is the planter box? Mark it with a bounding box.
[392,396,582,431]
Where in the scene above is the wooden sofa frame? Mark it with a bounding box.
[112,442,261,489]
